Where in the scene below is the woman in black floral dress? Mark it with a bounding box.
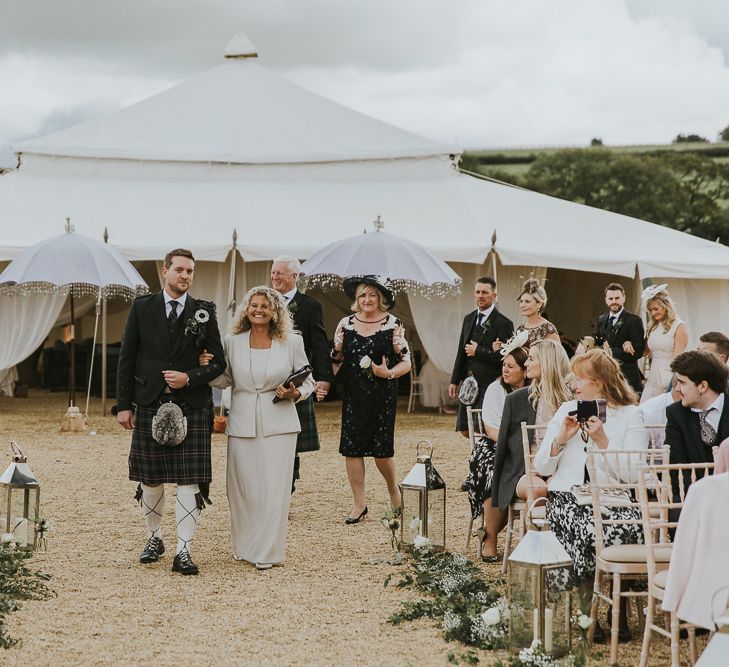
[332,276,411,524]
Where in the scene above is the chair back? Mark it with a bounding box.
[519,421,549,514]
[585,446,669,558]
[466,406,483,451]
[637,460,716,580]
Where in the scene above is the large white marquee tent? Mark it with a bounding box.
[2,33,729,400]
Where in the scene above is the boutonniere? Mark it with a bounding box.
[612,319,623,334]
[184,300,215,346]
[481,317,493,334]
[287,299,299,315]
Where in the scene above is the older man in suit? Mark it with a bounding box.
[665,350,729,498]
[449,277,514,436]
[117,248,225,575]
[271,255,334,492]
[596,282,645,394]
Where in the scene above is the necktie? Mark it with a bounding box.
[608,315,617,329]
[699,408,716,446]
[168,300,179,336]
[477,312,485,327]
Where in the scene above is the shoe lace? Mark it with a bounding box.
[145,536,162,551]
[177,549,193,566]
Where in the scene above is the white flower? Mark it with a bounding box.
[413,535,432,550]
[577,613,593,630]
[409,517,420,530]
[481,607,501,626]
[194,309,210,323]
[1,533,15,544]
[442,611,462,633]
[359,355,372,369]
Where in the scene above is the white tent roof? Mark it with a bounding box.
[3,32,729,279]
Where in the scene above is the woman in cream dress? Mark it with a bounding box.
[640,286,687,403]
[208,286,313,569]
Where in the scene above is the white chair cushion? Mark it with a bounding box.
[600,544,673,563]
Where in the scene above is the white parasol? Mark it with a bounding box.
[0,219,148,414]
[299,216,462,297]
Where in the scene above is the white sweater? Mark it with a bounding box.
[534,400,646,491]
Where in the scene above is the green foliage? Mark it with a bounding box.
[673,133,709,144]
[720,125,729,143]
[516,149,729,242]
[385,546,506,651]
[0,542,55,649]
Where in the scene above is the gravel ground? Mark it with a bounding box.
[0,393,704,666]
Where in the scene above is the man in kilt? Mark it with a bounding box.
[271,255,334,493]
[117,248,225,575]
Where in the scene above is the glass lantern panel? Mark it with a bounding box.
[400,487,423,547]
[4,487,38,550]
[425,487,446,548]
[509,561,541,652]
[540,564,572,657]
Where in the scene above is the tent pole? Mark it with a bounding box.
[69,291,76,407]
[101,296,107,416]
[84,290,102,417]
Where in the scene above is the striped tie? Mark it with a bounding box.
[699,408,716,446]
[168,300,179,336]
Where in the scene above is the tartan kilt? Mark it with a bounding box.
[295,394,320,453]
[129,401,212,485]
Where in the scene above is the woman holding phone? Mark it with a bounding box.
[533,349,645,635]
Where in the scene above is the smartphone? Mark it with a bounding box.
[576,399,607,423]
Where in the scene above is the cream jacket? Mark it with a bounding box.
[211,331,314,438]
[534,401,646,491]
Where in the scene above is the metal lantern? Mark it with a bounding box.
[0,441,41,551]
[399,440,446,551]
[507,528,573,656]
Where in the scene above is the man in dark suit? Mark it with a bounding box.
[596,282,645,394]
[117,248,225,575]
[665,350,729,499]
[449,277,514,436]
[271,255,334,492]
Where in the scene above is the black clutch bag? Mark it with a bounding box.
[272,365,313,403]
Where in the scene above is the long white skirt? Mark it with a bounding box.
[227,407,297,565]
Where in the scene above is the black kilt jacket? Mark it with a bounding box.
[116,292,226,411]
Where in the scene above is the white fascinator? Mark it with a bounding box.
[640,283,668,303]
[500,329,530,357]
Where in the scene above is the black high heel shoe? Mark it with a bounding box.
[345,506,368,524]
[477,528,499,563]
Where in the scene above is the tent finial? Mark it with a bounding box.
[232,228,238,248]
[103,227,109,244]
[373,215,384,232]
[491,230,497,247]
[65,217,74,233]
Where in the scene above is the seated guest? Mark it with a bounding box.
[697,330,729,365]
[465,341,529,562]
[491,340,572,541]
[534,349,645,635]
[665,350,729,497]
[638,373,680,448]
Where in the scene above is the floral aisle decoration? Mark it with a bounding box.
[0,533,55,649]
[380,507,403,565]
[384,542,508,651]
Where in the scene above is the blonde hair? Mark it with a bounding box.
[528,339,572,414]
[351,282,390,313]
[231,286,294,341]
[646,291,678,335]
[570,349,637,407]
[518,277,548,311]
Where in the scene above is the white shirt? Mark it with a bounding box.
[639,391,674,448]
[690,393,724,432]
[481,379,507,429]
[475,303,495,326]
[607,308,624,326]
[163,290,187,318]
[282,287,298,304]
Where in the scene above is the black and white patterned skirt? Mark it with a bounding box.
[546,490,644,581]
[465,436,497,520]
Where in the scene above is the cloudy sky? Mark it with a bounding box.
[2,0,729,166]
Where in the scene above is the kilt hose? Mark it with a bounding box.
[129,400,212,485]
[295,394,320,454]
